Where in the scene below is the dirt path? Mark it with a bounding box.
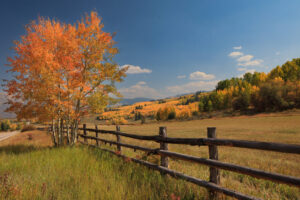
[0,131,20,142]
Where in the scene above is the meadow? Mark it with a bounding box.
[84,110,300,199]
[0,131,201,200]
[0,111,300,199]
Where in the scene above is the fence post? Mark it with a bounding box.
[207,127,220,200]
[95,125,99,146]
[116,125,121,152]
[159,127,168,168]
[83,124,87,144]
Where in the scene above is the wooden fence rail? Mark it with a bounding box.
[58,125,300,200]
[77,128,300,154]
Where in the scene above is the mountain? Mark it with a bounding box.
[118,97,154,106]
[0,92,15,119]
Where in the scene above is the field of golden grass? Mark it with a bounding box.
[84,110,300,199]
[1,110,300,199]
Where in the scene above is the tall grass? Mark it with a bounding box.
[84,113,300,199]
[0,145,204,200]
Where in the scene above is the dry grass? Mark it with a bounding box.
[84,110,300,199]
[1,111,299,199]
[0,130,52,147]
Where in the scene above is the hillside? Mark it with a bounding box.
[98,58,300,125]
[118,97,154,106]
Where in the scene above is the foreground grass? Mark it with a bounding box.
[85,111,300,199]
[0,145,205,200]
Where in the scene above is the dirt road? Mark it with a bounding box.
[0,131,19,142]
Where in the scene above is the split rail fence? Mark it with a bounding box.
[60,124,300,200]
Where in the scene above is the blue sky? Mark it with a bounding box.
[1,0,300,99]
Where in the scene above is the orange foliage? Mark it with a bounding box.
[5,11,126,126]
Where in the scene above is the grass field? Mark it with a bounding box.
[0,146,204,200]
[1,111,300,199]
[84,110,300,199]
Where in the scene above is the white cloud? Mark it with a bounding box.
[237,67,247,71]
[177,75,186,79]
[233,46,242,50]
[189,71,215,80]
[276,52,280,55]
[237,68,256,73]
[237,59,263,67]
[137,81,146,85]
[228,51,243,57]
[228,47,264,69]
[166,80,218,95]
[119,82,162,99]
[120,64,152,74]
[237,55,254,62]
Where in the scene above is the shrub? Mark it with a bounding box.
[108,116,128,125]
[16,123,22,130]
[176,109,192,120]
[10,124,17,131]
[192,111,198,116]
[167,108,176,120]
[205,100,213,112]
[1,120,11,131]
[21,124,36,132]
[158,99,166,104]
[141,115,146,124]
[135,105,143,110]
[232,88,251,111]
[198,101,204,112]
[156,106,176,121]
[135,112,142,121]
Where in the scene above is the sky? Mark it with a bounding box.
[1,0,300,99]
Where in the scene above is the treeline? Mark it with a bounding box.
[0,120,22,132]
[99,58,300,124]
[196,58,300,112]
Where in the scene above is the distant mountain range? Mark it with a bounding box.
[0,92,15,119]
[118,97,154,106]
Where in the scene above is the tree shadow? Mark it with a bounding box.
[0,145,51,155]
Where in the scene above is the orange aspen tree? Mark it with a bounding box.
[5,11,127,146]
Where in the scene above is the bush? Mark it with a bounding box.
[167,108,176,120]
[176,109,192,120]
[135,105,143,110]
[16,123,22,130]
[251,79,294,112]
[108,117,128,125]
[156,106,176,121]
[205,100,213,112]
[1,120,11,131]
[10,124,17,131]
[135,112,142,121]
[192,111,199,116]
[21,124,36,132]
[198,101,204,112]
[141,115,146,124]
[232,89,251,111]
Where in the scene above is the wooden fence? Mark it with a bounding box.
[61,125,300,200]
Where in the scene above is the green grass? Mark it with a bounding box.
[0,145,205,200]
[84,113,300,200]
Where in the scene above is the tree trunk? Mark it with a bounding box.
[51,120,57,146]
[57,118,61,146]
[66,121,70,145]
